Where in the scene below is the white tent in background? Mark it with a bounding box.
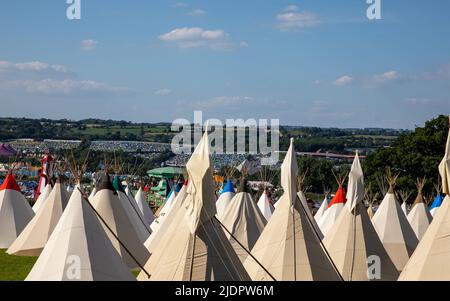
[257,189,274,221]
[407,178,433,241]
[135,188,154,226]
[32,184,52,213]
[144,182,188,254]
[7,179,69,256]
[400,119,450,280]
[0,172,35,248]
[317,174,347,237]
[26,186,135,281]
[297,174,324,240]
[113,176,151,243]
[401,202,408,216]
[138,131,250,281]
[91,174,150,270]
[243,139,341,281]
[216,179,235,219]
[398,190,411,217]
[150,184,180,234]
[323,152,399,281]
[220,178,267,263]
[314,194,329,223]
[88,187,96,201]
[371,171,418,273]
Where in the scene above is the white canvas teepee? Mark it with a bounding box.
[32,184,52,213]
[0,172,35,248]
[323,152,399,281]
[7,179,69,256]
[243,139,341,281]
[407,178,433,241]
[317,175,347,237]
[150,185,180,234]
[220,180,267,263]
[113,176,152,243]
[91,174,150,270]
[257,190,274,221]
[144,182,188,254]
[400,120,450,280]
[138,131,250,281]
[371,173,418,273]
[25,186,135,281]
[216,179,236,219]
[297,180,324,239]
[88,187,96,202]
[135,187,154,226]
[314,195,328,223]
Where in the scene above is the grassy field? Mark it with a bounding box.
[0,250,37,281]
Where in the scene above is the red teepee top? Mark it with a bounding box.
[327,186,346,209]
[0,172,21,192]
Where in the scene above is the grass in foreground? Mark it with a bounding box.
[0,250,37,281]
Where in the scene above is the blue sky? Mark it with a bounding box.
[0,0,449,129]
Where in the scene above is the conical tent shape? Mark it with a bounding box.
[400,122,450,280]
[297,190,323,239]
[318,187,346,237]
[154,185,177,217]
[244,139,341,281]
[144,183,188,254]
[257,190,274,221]
[220,183,267,263]
[135,188,154,226]
[323,153,399,281]
[150,187,178,233]
[407,192,432,241]
[125,185,133,198]
[216,180,235,219]
[88,187,96,202]
[25,187,135,281]
[7,180,69,256]
[32,184,52,213]
[138,132,250,281]
[0,172,35,248]
[429,194,445,217]
[372,191,418,273]
[91,174,149,270]
[114,176,151,243]
[314,196,328,223]
[401,202,408,216]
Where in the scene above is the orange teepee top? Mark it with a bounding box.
[0,171,21,192]
[327,186,346,209]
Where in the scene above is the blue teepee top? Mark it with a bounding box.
[221,180,235,194]
[430,194,445,211]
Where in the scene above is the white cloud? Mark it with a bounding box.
[334,75,353,86]
[0,79,130,95]
[0,60,71,74]
[0,59,130,96]
[276,7,320,31]
[188,9,206,16]
[159,27,238,50]
[81,39,98,51]
[371,70,400,84]
[155,88,172,96]
[173,2,188,8]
